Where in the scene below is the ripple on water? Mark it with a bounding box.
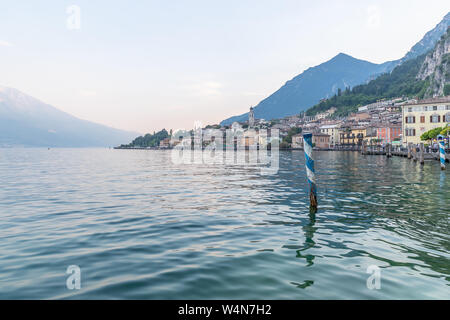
[0,149,449,299]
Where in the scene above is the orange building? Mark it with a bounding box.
[376,126,402,144]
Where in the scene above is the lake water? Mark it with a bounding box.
[0,148,449,299]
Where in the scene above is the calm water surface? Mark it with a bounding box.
[0,148,449,299]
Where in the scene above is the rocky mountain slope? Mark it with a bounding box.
[417,27,450,97]
[402,12,450,64]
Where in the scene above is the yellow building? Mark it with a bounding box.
[402,97,450,144]
[339,126,366,146]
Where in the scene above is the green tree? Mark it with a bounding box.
[421,127,443,141]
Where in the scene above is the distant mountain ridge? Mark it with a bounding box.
[221,53,393,125]
[220,12,450,125]
[305,27,450,117]
[305,53,429,117]
[0,86,138,147]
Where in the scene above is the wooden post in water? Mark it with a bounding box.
[362,140,367,155]
[303,133,317,213]
[439,141,446,170]
[413,144,417,162]
[407,143,412,159]
[419,143,424,165]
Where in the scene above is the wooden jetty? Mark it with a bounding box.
[361,141,450,163]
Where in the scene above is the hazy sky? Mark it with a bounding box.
[1,1,449,133]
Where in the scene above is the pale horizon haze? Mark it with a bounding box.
[1,0,450,134]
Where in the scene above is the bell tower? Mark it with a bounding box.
[249,107,255,127]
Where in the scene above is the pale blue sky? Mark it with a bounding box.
[1,0,449,133]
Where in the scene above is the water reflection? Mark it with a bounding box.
[296,212,317,268]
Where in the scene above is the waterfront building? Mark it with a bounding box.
[339,126,366,146]
[361,126,378,144]
[159,138,171,148]
[292,133,330,149]
[313,133,331,149]
[338,126,351,145]
[319,124,340,146]
[402,97,450,144]
[292,134,303,149]
[376,125,402,145]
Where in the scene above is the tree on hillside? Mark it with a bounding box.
[121,129,170,148]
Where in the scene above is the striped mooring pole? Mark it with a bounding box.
[303,133,318,212]
[439,140,446,170]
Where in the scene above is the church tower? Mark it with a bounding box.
[249,107,255,127]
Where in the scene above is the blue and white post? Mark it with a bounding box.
[439,140,446,170]
[303,133,318,212]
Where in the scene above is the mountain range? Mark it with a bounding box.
[0,86,138,147]
[306,26,450,117]
[221,12,450,125]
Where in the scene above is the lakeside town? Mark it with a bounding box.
[116,24,450,154]
[122,96,450,153]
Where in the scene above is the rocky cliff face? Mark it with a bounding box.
[402,12,450,64]
[417,27,450,97]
